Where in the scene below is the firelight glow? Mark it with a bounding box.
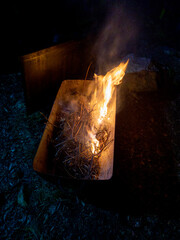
[87,129,100,154]
[89,59,129,154]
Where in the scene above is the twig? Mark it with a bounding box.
[84,62,92,81]
[88,155,94,179]
[40,112,59,128]
[82,61,92,96]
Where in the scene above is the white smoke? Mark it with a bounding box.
[93,5,139,74]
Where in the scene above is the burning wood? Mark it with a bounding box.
[33,60,129,180]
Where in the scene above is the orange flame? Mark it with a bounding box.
[95,60,129,124]
[88,59,129,154]
[87,130,100,154]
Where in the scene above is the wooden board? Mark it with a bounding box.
[33,80,116,180]
[21,41,94,113]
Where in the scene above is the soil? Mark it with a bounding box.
[0,47,180,239]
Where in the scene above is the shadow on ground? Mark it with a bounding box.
[45,89,179,216]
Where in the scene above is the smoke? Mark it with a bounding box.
[93,5,140,74]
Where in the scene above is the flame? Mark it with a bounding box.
[96,59,129,124]
[88,131,100,154]
[88,59,129,154]
[98,75,112,124]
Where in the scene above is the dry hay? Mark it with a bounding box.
[50,99,113,179]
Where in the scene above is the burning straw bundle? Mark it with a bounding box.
[51,98,113,180]
[41,60,128,180]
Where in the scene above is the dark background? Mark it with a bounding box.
[0,0,179,73]
[0,1,180,239]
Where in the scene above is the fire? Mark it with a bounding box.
[97,60,129,124]
[88,59,129,154]
[98,75,112,124]
[88,130,100,154]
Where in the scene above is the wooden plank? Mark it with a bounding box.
[21,41,94,113]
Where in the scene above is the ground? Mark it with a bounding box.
[0,45,180,239]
